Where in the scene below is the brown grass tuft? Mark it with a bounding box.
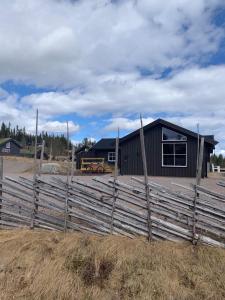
[0,230,225,299]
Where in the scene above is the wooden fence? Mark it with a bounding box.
[0,172,225,248]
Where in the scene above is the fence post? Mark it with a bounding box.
[38,139,45,177]
[0,157,3,225]
[196,123,200,177]
[193,137,204,244]
[49,140,53,162]
[139,115,152,241]
[31,109,39,229]
[64,121,70,232]
[71,145,75,182]
[110,128,119,234]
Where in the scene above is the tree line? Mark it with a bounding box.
[210,154,225,167]
[0,122,95,157]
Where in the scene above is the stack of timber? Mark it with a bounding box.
[80,157,114,173]
[0,175,225,248]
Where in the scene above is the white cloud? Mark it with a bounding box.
[38,121,80,134]
[218,150,225,156]
[105,117,155,131]
[20,65,225,118]
[0,1,224,153]
[0,91,80,135]
[1,64,225,151]
[0,0,223,87]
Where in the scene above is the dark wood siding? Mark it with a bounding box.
[0,141,21,156]
[120,124,210,177]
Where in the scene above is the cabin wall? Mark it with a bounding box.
[0,142,21,156]
[120,124,209,177]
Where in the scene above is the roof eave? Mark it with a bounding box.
[120,118,218,147]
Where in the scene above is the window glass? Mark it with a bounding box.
[175,155,186,166]
[108,152,115,162]
[162,143,187,167]
[163,144,174,154]
[162,127,187,141]
[175,144,186,154]
[163,155,174,166]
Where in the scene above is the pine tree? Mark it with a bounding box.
[0,122,70,156]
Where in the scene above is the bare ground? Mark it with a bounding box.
[2,156,225,193]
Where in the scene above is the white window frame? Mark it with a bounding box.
[108,152,116,162]
[162,127,187,142]
[5,142,11,149]
[162,143,187,167]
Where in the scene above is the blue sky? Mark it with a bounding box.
[0,0,225,153]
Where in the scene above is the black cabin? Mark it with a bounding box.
[0,138,22,156]
[120,119,217,177]
[77,119,217,177]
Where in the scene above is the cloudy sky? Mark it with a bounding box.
[0,0,225,152]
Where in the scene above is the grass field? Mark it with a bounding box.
[0,230,225,300]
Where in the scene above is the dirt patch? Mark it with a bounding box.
[2,156,33,176]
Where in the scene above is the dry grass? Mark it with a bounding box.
[3,156,33,163]
[0,230,225,300]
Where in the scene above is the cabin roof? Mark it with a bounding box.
[75,145,90,154]
[0,138,22,148]
[92,138,116,150]
[120,118,218,146]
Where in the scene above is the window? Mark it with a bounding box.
[108,152,116,162]
[162,127,187,141]
[162,143,187,167]
[5,142,11,149]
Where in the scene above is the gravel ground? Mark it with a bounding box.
[68,173,225,194]
[2,156,33,177]
[2,156,225,194]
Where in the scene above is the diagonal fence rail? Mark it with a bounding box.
[0,175,225,248]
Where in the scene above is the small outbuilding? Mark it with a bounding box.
[0,138,22,156]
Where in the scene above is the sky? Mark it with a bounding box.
[0,0,225,153]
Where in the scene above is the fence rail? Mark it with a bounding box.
[0,174,225,248]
